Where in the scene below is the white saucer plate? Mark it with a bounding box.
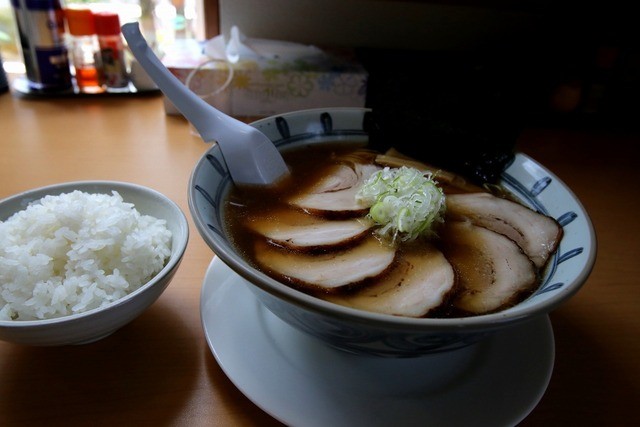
[201,257,555,427]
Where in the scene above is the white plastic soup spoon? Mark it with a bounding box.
[121,23,289,186]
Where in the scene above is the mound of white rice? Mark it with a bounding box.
[0,191,172,321]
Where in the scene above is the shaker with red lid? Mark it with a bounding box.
[94,12,129,90]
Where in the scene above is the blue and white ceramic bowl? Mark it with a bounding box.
[189,107,596,357]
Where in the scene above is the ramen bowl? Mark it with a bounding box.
[189,107,596,357]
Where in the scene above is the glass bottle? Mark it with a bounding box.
[94,12,129,91]
[64,8,104,93]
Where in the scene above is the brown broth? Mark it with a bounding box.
[224,142,369,259]
[224,142,548,318]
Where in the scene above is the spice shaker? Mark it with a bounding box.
[65,8,104,93]
[94,12,129,90]
[11,0,72,92]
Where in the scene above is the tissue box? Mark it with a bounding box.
[162,42,368,118]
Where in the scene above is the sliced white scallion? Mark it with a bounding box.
[355,166,446,242]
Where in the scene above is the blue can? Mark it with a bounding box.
[11,0,72,91]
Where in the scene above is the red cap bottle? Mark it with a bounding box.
[94,12,122,36]
[94,12,129,89]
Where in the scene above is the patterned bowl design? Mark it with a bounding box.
[189,107,596,357]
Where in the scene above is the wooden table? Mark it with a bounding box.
[0,89,638,426]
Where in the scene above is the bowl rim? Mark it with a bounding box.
[0,180,189,327]
[188,108,597,333]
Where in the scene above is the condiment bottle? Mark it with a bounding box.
[0,50,9,93]
[94,12,129,90]
[65,8,104,93]
[10,0,72,92]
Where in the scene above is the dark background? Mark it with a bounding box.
[358,3,639,181]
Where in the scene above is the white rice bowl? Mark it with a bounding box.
[0,181,188,346]
[0,190,172,321]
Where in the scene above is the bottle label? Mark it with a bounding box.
[100,47,129,88]
[35,46,71,86]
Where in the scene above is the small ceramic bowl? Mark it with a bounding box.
[189,108,596,357]
[0,181,189,346]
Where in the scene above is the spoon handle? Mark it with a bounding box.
[121,22,289,186]
[121,22,240,143]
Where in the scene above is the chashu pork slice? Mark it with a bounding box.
[440,221,537,314]
[247,208,372,251]
[289,163,381,217]
[326,244,455,317]
[254,236,396,292]
[446,192,563,269]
